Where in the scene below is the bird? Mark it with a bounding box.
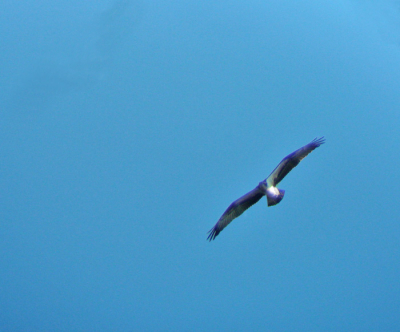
[207,137,325,241]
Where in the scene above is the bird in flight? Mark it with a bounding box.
[207,137,325,241]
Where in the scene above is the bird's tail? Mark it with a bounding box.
[266,188,285,207]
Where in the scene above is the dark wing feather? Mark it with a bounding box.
[207,187,264,241]
[266,137,325,187]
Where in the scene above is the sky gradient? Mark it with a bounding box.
[1,0,400,330]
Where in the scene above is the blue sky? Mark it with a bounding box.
[1,0,400,330]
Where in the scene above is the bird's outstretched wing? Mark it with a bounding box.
[207,187,264,241]
[266,137,325,187]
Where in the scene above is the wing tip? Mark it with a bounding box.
[206,226,220,241]
[312,136,326,147]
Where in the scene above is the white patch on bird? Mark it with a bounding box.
[267,186,280,196]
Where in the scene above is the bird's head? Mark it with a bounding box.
[258,181,268,193]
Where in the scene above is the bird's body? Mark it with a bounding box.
[207,137,325,241]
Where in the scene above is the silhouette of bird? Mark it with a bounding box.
[207,137,325,241]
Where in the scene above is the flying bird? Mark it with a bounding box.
[207,137,325,241]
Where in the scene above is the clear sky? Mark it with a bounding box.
[1,0,400,330]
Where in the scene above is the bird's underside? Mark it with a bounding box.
[207,137,325,241]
